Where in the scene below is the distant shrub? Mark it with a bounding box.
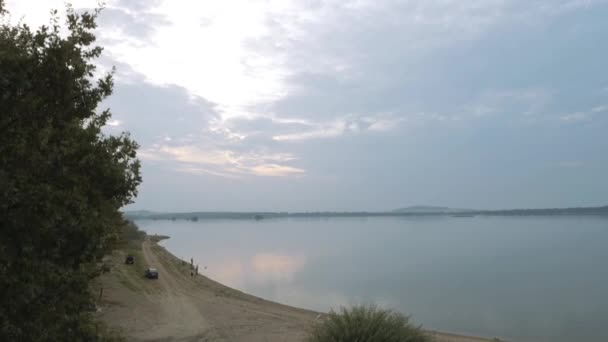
[308,305,433,342]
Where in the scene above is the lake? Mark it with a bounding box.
[136,215,608,342]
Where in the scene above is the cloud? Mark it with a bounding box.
[146,145,233,166]
[173,165,240,179]
[272,122,346,142]
[94,0,608,209]
[98,60,306,178]
[269,114,405,142]
[97,6,170,42]
[114,0,163,12]
[93,0,291,121]
[99,0,597,132]
[11,0,607,132]
[245,0,608,133]
[367,120,396,132]
[106,119,121,127]
[139,144,304,178]
[561,112,590,122]
[249,164,305,177]
[559,104,607,123]
[216,110,406,143]
[6,0,608,211]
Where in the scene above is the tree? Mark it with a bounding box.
[0,3,141,340]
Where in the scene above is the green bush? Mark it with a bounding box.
[308,305,433,342]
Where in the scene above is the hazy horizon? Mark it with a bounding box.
[7,0,608,212]
[126,203,608,214]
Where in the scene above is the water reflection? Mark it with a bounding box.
[251,252,306,282]
[208,252,305,289]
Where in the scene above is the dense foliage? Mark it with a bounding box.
[307,306,433,342]
[0,2,141,340]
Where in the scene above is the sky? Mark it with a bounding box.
[5,0,608,211]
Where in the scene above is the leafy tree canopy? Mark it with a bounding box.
[0,2,141,340]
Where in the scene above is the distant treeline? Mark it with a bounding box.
[470,206,608,216]
[125,205,608,221]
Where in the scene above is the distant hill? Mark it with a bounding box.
[392,206,471,214]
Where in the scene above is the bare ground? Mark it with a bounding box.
[96,237,503,342]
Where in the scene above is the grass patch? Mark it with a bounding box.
[96,245,148,294]
[107,221,149,290]
[114,248,148,292]
[307,305,433,342]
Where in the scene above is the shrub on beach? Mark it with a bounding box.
[307,305,433,342]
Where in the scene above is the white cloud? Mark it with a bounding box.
[156,145,233,165]
[139,144,303,178]
[249,164,305,177]
[367,118,404,131]
[8,0,593,128]
[270,114,405,142]
[7,0,600,135]
[174,165,239,179]
[5,0,607,188]
[272,122,346,142]
[560,112,589,122]
[102,0,290,121]
[559,104,607,123]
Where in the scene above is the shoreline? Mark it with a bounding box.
[97,235,505,341]
[125,205,608,222]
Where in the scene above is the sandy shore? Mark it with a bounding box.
[96,237,503,342]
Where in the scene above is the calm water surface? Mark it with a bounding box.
[137,216,608,342]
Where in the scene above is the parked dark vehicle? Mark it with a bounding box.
[125,255,135,264]
[145,267,159,279]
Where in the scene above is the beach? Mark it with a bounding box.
[97,236,500,342]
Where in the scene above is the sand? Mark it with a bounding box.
[96,237,503,342]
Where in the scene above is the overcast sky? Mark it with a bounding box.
[6,0,608,211]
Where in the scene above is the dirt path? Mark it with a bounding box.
[98,237,503,342]
[139,239,217,341]
[98,237,316,341]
